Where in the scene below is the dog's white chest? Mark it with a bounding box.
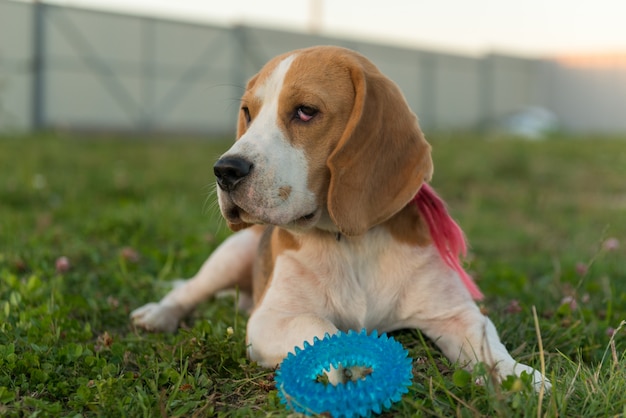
[267,228,434,332]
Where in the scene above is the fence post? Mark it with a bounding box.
[479,55,494,132]
[232,25,246,98]
[419,52,437,131]
[31,0,46,131]
[140,17,156,131]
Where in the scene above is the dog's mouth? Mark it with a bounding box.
[292,210,320,227]
[300,211,317,222]
[224,202,320,229]
[226,205,243,224]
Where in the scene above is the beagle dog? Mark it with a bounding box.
[131,46,550,391]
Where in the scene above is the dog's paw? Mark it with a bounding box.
[324,364,373,386]
[130,302,186,333]
[497,362,551,392]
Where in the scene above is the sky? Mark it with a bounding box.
[39,0,626,57]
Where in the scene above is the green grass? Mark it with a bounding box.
[1,132,625,417]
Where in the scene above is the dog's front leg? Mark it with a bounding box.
[130,227,262,332]
[417,302,551,392]
[246,308,338,368]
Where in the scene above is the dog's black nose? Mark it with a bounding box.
[213,156,253,191]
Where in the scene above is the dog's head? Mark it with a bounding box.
[214,46,433,236]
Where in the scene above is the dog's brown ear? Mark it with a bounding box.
[327,55,433,236]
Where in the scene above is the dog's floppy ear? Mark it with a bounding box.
[327,56,433,236]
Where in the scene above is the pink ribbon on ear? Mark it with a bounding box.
[413,184,484,300]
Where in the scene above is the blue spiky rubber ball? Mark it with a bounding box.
[274,329,413,417]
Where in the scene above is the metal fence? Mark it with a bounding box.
[1,0,625,135]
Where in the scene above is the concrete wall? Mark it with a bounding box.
[1,0,624,135]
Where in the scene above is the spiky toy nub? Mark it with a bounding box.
[274,329,413,417]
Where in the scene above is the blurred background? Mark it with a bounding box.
[1,0,625,137]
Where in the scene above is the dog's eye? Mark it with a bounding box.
[296,106,317,122]
[241,106,251,123]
